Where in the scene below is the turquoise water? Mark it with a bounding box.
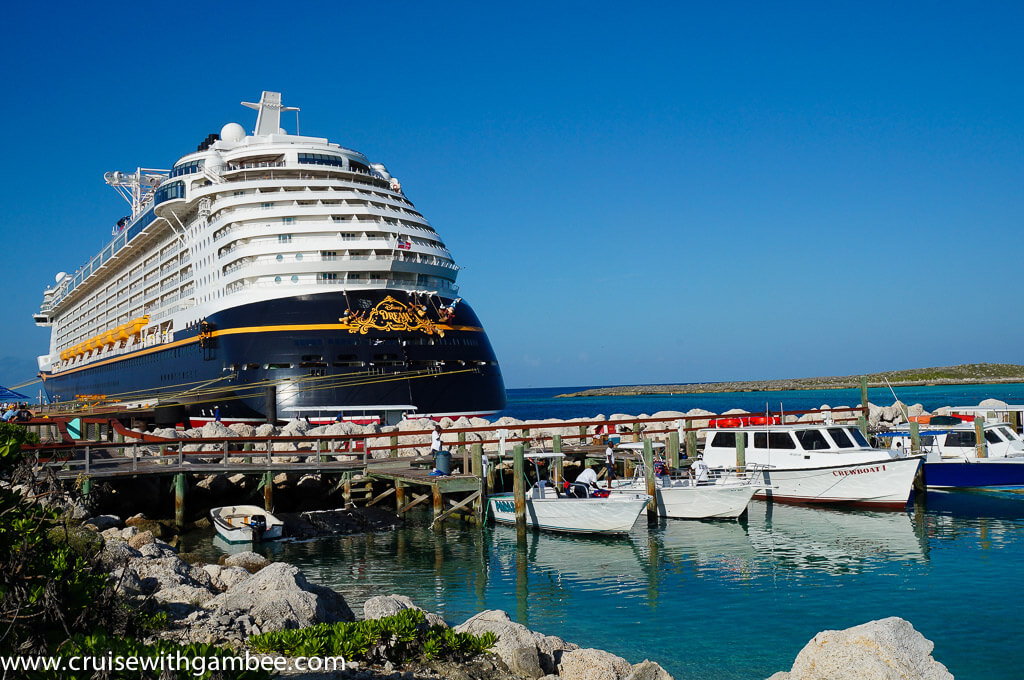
[188,384,1024,678]
[498,383,1024,421]
[193,491,1024,679]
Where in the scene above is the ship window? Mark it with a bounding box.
[265,363,292,369]
[318,273,338,281]
[349,160,370,173]
[300,361,327,368]
[301,355,323,362]
[244,363,259,370]
[945,430,976,448]
[282,217,295,224]
[291,275,299,283]
[274,276,282,283]
[795,429,830,450]
[278,235,292,243]
[846,428,870,447]
[298,153,346,167]
[827,427,855,448]
[984,429,1004,444]
[321,251,337,260]
[276,254,284,262]
[262,202,273,210]
[710,432,746,449]
[295,253,303,261]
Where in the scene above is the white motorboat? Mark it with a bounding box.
[488,452,651,535]
[609,442,760,519]
[701,421,922,508]
[210,505,285,543]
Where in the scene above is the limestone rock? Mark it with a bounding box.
[223,551,269,573]
[255,423,278,437]
[783,617,952,680]
[85,514,123,532]
[203,562,354,631]
[456,609,577,676]
[559,648,634,680]
[229,423,256,437]
[364,594,447,628]
[128,530,155,549]
[625,660,673,680]
[98,540,142,569]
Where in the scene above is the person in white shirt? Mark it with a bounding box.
[691,454,710,484]
[430,425,443,474]
[572,466,599,497]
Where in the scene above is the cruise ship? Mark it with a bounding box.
[34,91,506,425]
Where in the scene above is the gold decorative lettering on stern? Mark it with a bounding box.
[338,296,443,336]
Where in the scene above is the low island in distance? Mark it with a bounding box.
[556,363,1024,398]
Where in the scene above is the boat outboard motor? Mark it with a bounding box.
[247,514,267,539]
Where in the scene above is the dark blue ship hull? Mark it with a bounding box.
[41,290,506,424]
[923,460,1024,489]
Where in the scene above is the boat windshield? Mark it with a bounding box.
[847,427,870,447]
[827,427,854,448]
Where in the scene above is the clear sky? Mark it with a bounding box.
[2,1,1023,391]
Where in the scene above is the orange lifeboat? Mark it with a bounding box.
[747,416,780,426]
[710,418,743,428]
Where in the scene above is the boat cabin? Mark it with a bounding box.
[877,421,1024,462]
[701,423,900,470]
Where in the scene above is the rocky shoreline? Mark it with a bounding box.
[76,511,953,680]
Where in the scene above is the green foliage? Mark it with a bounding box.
[249,608,497,665]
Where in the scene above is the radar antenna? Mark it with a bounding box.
[241,91,300,136]
[104,167,170,217]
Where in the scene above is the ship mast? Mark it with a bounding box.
[104,167,169,217]
[241,91,300,136]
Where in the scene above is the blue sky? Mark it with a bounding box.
[2,1,1023,390]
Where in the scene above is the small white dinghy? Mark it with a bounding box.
[609,443,760,519]
[488,452,651,535]
[210,505,284,543]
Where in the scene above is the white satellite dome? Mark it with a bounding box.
[55,272,68,284]
[220,122,246,143]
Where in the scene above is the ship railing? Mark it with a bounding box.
[225,161,287,171]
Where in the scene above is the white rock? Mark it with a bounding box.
[456,609,578,677]
[783,616,952,680]
[559,648,634,680]
[203,562,354,631]
[224,551,269,573]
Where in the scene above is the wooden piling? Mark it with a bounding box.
[668,430,680,469]
[910,421,921,457]
[860,376,869,417]
[552,435,563,485]
[858,415,868,440]
[1011,410,1021,433]
[975,417,987,458]
[263,471,273,511]
[632,422,640,443]
[458,431,467,472]
[643,439,657,521]
[513,444,527,538]
[174,472,186,530]
[343,475,352,507]
[686,430,697,460]
[472,443,485,522]
[395,481,405,513]
[432,483,443,522]
[390,435,399,458]
[735,431,746,469]
[578,424,587,445]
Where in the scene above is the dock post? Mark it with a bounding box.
[390,434,399,459]
[263,471,273,511]
[632,422,640,443]
[975,417,987,458]
[551,435,563,486]
[513,444,527,538]
[735,431,746,469]
[432,483,443,523]
[395,481,405,513]
[1012,410,1021,433]
[472,443,485,522]
[343,474,352,507]
[643,439,657,521]
[910,421,921,457]
[668,429,680,469]
[685,430,697,460]
[860,376,869,419]
[858,414,869,440]
[81,476,91,500]
[265,386,277,423]
[579,424,587,445]
[459,431,467,473]
[174,473,186,530]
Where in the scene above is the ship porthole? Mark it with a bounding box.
[291,275,299,283]
[274,276,282,284]
[276,254,283,262]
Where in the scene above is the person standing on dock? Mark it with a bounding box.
[605,443,616,488]
[430,424,444,474]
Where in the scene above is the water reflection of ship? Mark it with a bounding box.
[657,501,929,575]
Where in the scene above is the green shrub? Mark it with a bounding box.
[249,608,496,665]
